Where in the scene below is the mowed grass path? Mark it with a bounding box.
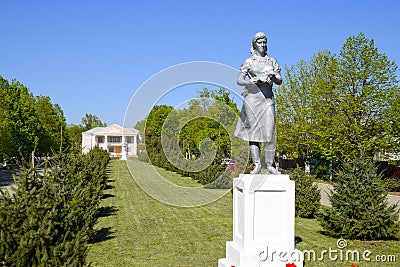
[88,160,400,267]
[87,160,232,266]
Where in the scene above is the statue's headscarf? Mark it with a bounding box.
[251,32,267,54]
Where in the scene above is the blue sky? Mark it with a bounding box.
[1,0,399,126]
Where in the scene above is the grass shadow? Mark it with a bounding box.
[105,184,115,190]
[90,227,115,244]
[98,205,118,218]
[317,229,329,236]
[295,236,303,244]
[101,193,115,199]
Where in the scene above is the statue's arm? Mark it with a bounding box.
[271,72,282,85]
[237,71,250,86]
[271,58,282,85]
[237,58,258,86]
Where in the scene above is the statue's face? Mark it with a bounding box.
[254,38,267,55]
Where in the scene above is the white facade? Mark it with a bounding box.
[82,124,141,158]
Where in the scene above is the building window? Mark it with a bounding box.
[109,147,115,153]
[126,137,133,143]
[128,147,132,153]
[109,136,121,143]
[97,136,104,143]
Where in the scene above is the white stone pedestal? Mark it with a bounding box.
[218,174,303,267]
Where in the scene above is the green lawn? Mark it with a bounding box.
[87,159,400,267]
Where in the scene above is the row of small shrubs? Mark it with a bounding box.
[0,147,109,267]
[139,144,228,186]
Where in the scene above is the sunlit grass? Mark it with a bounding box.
[87,159,400,267]
[87,160,232,266]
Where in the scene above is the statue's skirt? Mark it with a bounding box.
[234,86,275,143]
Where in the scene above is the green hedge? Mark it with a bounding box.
[0,147,109,267]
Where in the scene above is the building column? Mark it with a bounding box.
[104,135,108,151]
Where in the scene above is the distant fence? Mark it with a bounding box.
[278,158,305,170]
[377,161,400,179]
[278,158,400,179]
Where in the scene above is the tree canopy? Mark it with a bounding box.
[138,87,246,185]
[0,76,108,162]
[66,114,107,147]
[81,113,107,130]
[276,33,400,162]
[0,76,67,161]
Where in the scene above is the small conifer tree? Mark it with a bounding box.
[319,158,399,240]
[0,147,109,266]
[290,167,321,218]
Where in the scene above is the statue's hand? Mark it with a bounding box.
[247,77,259,85]
[259,74,273,84]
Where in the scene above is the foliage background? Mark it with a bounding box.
[276,33,399,164]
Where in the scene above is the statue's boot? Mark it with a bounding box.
[250,143,261,174]
[265,141,281,175]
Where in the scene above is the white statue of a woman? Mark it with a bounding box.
[234,32,282,174]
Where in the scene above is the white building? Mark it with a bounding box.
[82,124,141,158]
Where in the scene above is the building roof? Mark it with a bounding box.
[82,124,140,136]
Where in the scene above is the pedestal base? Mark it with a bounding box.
[218,256,304,267]
[218,241,304,267]
[218,174,303,267]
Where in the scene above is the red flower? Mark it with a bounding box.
[351,265,358,267]
[286,263,297,267]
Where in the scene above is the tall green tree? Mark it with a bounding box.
[64,114,107,148]
[0,77,40,161]
[143,104,175,168]
[277,50,339,160]
[179,88,239,159]
[0,76,67,161]
[35,96,67,155]
[139,88,245,185]
[133,119,145,133]
[65,123,87,148]
[335,33,399,160]
[81,113,106,131]
[276,33,399,162]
